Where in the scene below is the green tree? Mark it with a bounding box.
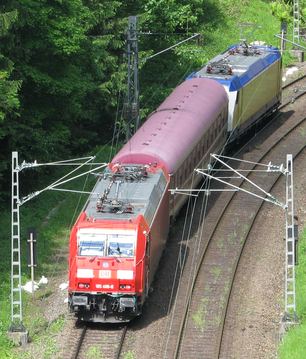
[271,1,292,22]
[0,10,21,122]
[127,0,206,117]
[0,0,126,200]
[0,0,218,201]
[271,0,306,23]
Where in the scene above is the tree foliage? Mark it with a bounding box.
[0,0,125,199]
[271,1,292,22]
[1,0,272,202]
[0,10,21,122]
[271,0,306,23]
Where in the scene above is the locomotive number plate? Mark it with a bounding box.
[99,270,111,278]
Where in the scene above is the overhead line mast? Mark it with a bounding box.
[8,152,108,345]
[123,16,140,140]
[122,15,200,141]
[293,0,300,44]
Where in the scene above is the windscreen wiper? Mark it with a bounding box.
[116,242,121,255]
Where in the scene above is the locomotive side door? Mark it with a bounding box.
[145,231,151,298]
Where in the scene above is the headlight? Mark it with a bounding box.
[77,268,94,278]
[78,283,90,289]
[117,270,133,279]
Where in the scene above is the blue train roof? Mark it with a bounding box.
[188,43,281,91]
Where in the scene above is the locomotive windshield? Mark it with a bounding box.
[77,229,135,257]
[78,232,106,256]
[107,234,134,257]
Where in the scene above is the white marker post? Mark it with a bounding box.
[27,229,37,294]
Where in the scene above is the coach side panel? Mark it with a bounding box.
[169,105,228,217]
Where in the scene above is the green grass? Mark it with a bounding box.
[198,0,304,67]
[200,1,281,61]
[85,346,103,359]
[174,0,287,74]
[123,351,136,359]
[192,297,208,331]
[279,228,306,358]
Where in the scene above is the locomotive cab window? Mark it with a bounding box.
[77,232,106,256]
[77,230,135,257]
[107,234,135,257]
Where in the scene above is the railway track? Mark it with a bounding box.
[161,77,306,359]
[63,320,127,359]
[281,72,306,105]
[218,142,306,358]
[176,125,306,359]
[62,74,306,359]
[282,72,306,90]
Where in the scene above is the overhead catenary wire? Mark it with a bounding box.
[162,172,199,355]
[37,157,97,327]
[178,175,212,357]
[162,171,212,358]
[143,33,200,61]
[212,153,282,167]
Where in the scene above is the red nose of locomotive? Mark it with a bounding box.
[74,256,136,293]
[68,224,147,322]
[69,227,138,293]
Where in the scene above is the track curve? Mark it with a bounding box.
[162,76,306,359]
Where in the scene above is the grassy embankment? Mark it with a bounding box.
[192,0,295,67]
[279,228,306,359]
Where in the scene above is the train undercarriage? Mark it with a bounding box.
[68,292,142,323]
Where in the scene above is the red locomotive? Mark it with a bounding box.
[68,44,281,322]
[68,164,170,322]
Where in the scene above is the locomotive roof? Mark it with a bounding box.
[84,165,167,226]
[190,44,281,91]
[111,78,228,174]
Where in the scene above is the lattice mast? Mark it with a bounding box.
[284,154,296,319]
[9,153,107,339]
[10,152,24,330]
[293,0,300,44]
[123,16,140,140]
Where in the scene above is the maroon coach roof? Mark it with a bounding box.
[112,78,228,174]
